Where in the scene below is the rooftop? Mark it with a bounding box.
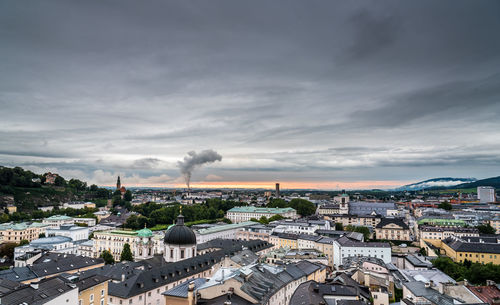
[228,206,296,213]
[0,276,76,305]
[197,221,257,235]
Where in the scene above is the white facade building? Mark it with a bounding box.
[73,217,97,227]
[46,225,89,241]
[478,186,496,203]
[332,236,391,267]
[42,215,74,228]
[14,236,77,259]
[226,206,297,223]
[272,220,330,235]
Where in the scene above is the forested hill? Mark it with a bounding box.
[0,166,110,212]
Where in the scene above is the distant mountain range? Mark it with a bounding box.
[396,177,477,191]
[396,176,500,191]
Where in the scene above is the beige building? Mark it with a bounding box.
[94,228,155,261]
[375,218,411,241]
[326,214,382,228]
[0,222,48,243]
[418,225,479,240]
[489,217,500,234]
[318,204,340,215]
[75,274,109,305]
[6,205,17,214]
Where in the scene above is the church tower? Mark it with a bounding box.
[116,176,121,190]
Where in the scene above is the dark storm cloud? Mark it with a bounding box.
[0,0,500,187]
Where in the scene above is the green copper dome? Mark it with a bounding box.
[136,227,153,238]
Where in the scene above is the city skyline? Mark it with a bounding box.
[1,1,500,189]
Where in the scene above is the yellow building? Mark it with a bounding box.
[269,233,298,249]
[490,217,500,234]
[6,205,17,214]
[425,237,500,264]
[0,222,48,243]
[374,218,411,241]
[326,214,381,228]
[75,274,109,305]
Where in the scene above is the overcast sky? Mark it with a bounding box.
[1,0,500,189]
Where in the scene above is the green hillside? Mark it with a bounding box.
[454,176,500,189]
[0,166,110,212]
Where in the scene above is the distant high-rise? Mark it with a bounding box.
[116,176,121,190]
[478,186,496,203]
[275,183,280,198]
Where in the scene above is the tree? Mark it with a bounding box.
[258,216,269,224]
[268,214,284,222]
[38,233,46,238]
[124,190,133,202]
[438,201,452,211]
[19,239,29,246]
[345,225,371,240]
[289,199,316,216]
[100,250,115,265]
[335,223,343,231]
[0,243,17,259]
[120,243,134,262]
[54,175,66,186]
[267,199,288,208]
[0,213,9,223]
[477,223,496,234]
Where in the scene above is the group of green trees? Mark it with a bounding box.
[0,166,111,198]
[123,199,242,230]
[0,166,43,188]
[0,207,98,224]
[432,256,500,284]
[99,243,134,265]
[267,198,316,216]
[250,214,284,224]
[438,201,452,211]
[344,225,371,240]
[477,223,496,234]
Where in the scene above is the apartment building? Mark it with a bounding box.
[0,222,49,243]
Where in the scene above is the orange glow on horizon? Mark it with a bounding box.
[103,180,411,190]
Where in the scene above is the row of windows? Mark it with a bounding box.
[459,253,497,259]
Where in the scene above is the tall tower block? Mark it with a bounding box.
[275,183,280,198]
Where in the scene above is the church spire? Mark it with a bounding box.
[116,176,121,190]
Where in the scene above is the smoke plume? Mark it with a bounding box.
[177,150,222,188]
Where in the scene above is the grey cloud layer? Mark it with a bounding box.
[0,0,499,187]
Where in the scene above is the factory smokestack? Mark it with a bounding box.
[178,150,222,189]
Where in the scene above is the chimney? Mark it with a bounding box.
[188,281,195,305]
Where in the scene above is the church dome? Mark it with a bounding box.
[164,214,196,245]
